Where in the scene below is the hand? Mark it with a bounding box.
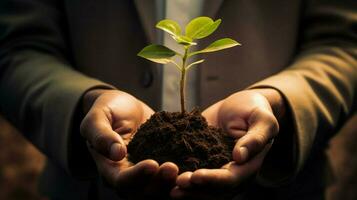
[171,89,284,199]
[80,89,179,199]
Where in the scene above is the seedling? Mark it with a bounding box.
[138,16,240,113]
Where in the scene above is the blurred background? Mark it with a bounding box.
[0,116,47,200]
[0,114,356,200]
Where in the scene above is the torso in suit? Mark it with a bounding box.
[0,0,356,199]
[66,0,300,109]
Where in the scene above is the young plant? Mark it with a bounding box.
[138,16,240,114]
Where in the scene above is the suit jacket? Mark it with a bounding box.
[0,0,356,199]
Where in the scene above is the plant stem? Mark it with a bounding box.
[180,46,189,114]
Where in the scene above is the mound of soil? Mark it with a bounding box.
[127,109,235,172]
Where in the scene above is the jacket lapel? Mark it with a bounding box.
[202,0,225,18]
[134,0,157,43]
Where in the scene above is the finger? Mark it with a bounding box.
[233,108,278,164]
[116,159,159,187]
[89,146,160,197]
[158,162,179,182]
[190,168,237,188]
[115,160,160,198]
[187,144,272,189]
[144,162,179,196]
[81,108,126,161]
[176,171,193,188]
[87,144,129,187]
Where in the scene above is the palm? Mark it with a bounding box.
[203,90,273,140]
[105,92,154,145]
[171,90,279,199]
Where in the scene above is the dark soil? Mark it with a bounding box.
[127,109,235,172]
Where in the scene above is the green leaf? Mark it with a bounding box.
[185,17,221,39]
[189,38,240,57]
[186,59,204,70]
[173,35,197,46]
[138,44,177,64]
[185,17,213,39]
[156,19,181,36]
[169,60,182,70]
[194,19,221,39]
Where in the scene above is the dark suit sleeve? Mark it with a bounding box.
[0,0,112,178]
[251,0,357,186]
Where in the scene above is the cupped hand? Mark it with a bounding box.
[171,89,284,199]
[80,89,179,199]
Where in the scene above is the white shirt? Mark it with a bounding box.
[159,0,204,111]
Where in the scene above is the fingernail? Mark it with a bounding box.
[239,147,249,162]
[110,143,126,161]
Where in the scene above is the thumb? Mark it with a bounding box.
[233,108,279,164]
[80,108,127,161]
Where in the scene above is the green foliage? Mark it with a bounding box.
[186,59,205,70]
[137,44,177,64]
[185,17,221,39]
[156,19,197,46]
[156,19,182,36]
[138,16,239,66]
[189,38,240,57]
[173,35,197,46]
[137,16,241,113]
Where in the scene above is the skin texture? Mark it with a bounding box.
[171,89,284,199]
[80,88,285,199]
[80,89,179,199]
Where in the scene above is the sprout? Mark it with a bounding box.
[138,16,241,114]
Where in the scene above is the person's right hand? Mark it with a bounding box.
[80,89,179,199]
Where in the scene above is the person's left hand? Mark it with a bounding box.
[170,89,284,199]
